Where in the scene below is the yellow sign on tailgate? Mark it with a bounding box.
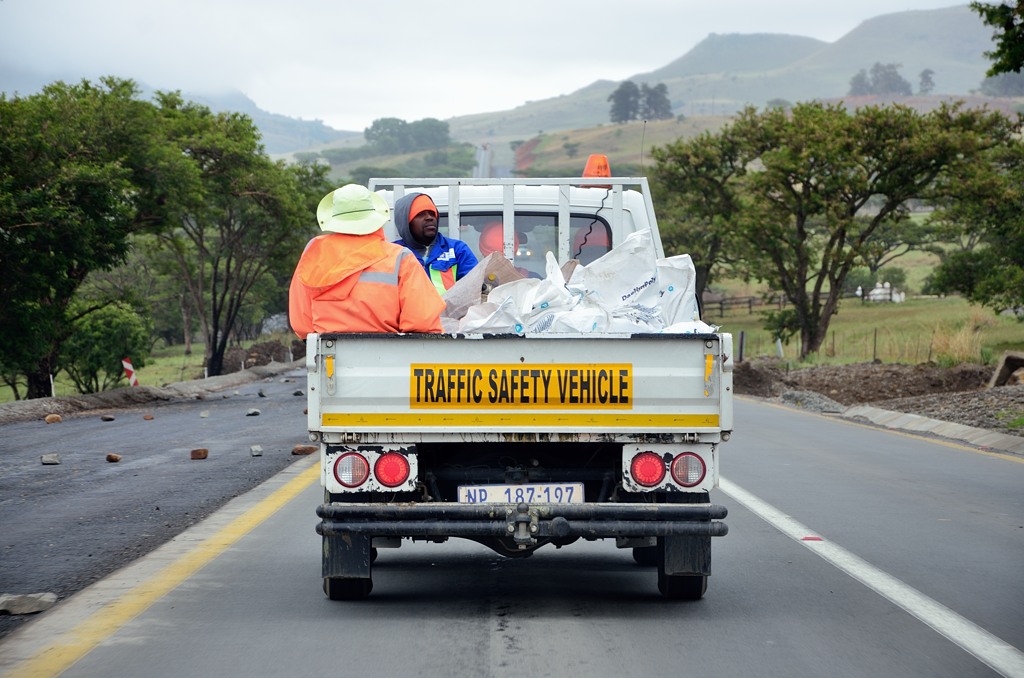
[410,364,631,409]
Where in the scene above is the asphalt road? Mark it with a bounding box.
[0,364,311,641]
[1,393,1023,677]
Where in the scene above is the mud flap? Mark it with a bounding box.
[660,534,711,576]
[322,532,372,578]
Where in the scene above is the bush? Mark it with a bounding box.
[60,303,152,393]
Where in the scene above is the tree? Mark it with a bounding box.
[848,69,871,96]
[364,117,409,154]
[650,125,759,300]
[846,63,913,96]
[83,234,201,351]
[362,117,451,154]
[971,1,1024,76]
[919,68,936,95]
[929,137,1024,319]
[870,62,913,95]
[743,103,1012,357]
[151,93,330,376]
[640,83,673,120]
[654,102,1015,358]
[979,70,1024,95]
[59,301,152,394]
[608,81,640,123]
[406,118,450,151]
[856,215,944,279]
[0,78,186,398]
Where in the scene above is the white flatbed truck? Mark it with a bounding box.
[308,171,732,600]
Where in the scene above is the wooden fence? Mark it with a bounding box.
[701,290,894,318]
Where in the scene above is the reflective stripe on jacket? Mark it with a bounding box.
[288,230,445,338]
[428,265,457,295]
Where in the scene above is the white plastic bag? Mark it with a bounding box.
[547,302,609,333]
[568,229,659,307]
[445,227,704,336]
[474,252,580,333]
[567,228,662,331]
[456,298,524,334]
[656,253,699,325]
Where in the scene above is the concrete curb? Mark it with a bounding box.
[842,405,1024,456]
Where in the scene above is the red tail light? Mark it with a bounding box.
[374,452,411,487]
[630,451,666,487]
[671,453,706,487]
[334,453,370,488]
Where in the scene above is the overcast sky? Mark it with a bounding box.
[1,1,975,132]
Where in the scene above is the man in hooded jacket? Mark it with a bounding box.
[289,184,445,338]
[392,192,478,295]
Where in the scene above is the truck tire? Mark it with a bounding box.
[657,569,707,600]
[323,577,373,601]
[632,546,658,566]
[657,534,708,600]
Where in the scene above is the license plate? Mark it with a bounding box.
[458,482,584,504]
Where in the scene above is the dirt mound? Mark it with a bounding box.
[734,359,992,406]
[223,341,293,374]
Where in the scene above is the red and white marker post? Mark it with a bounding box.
[122,357,140,386]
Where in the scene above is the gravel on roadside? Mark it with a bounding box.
[771,384,1024,439]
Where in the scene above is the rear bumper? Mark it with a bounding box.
[316,501,728,546]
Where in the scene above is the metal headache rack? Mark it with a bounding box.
[369,176,660,264]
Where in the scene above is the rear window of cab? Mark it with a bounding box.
[439,213,612,278]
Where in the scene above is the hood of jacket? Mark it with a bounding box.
[295,230,392,292]
[393,192,433,250]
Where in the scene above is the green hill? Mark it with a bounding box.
[646,33,827,79]
[445,4,993,154]
[299,3,1005,175]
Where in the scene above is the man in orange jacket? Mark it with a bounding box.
[289,184,445,338]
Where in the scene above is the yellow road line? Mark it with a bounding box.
[8,462,320,678]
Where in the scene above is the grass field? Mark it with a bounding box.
[705,295,1024,365]
[0,333,298,403]
[134,331,301,389]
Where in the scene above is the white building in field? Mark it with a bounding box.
[865,281,905,303]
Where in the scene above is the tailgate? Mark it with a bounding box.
[309,333,731,434]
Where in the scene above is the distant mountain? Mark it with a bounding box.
[0,76,356,155]
[1,4,1001,159]
[180,90,358,154]
[447,4,995,151]
[645,33,828,80]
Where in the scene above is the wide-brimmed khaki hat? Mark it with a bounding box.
[316,184,390,234]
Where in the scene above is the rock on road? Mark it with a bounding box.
[0,361,309,640]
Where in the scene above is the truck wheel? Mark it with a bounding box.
[323,577,373,601]
[657,570,707,600]
[632,546,658,566]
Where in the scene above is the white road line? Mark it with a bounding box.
[719,477,1024,678]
